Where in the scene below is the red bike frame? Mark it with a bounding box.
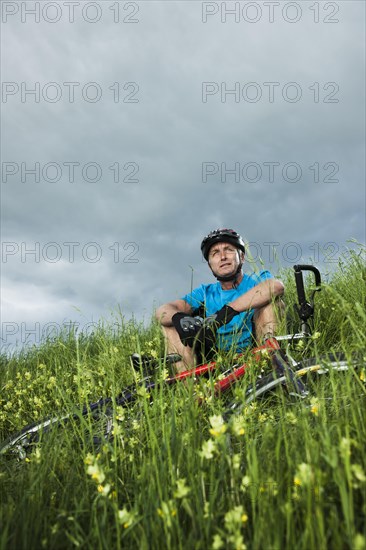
[159,337,281,395]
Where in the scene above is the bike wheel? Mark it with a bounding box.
[293,352,364,375]
[224,352,364,418]
[224,370,287,418]
[292,352,365,403]
[0,371,162,460]
[0,389,145,461]
[0,405,113,460]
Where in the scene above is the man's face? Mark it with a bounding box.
[207,241,243,278]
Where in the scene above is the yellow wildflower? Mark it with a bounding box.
[97,484,111,496]
[310,397,320,416]
[240,475,251,492]
[353,533,365,550]
[209,414,227,437]
[137,386,150,399]
[87,464,105,484]
[199,439,216,460]
[212,534,224,549]
[84,453,94,465]
[351,464,366,483]
[285,411,298,424]
[340,437,352,458]
[157,500,177,528]
[117,507,135,528]
[293,463,313,487]
[224,505,248,530]
[174,478,191,499]
[231,454,241,470]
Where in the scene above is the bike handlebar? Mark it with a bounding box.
[293,264,321,287]
[293,264,322,328]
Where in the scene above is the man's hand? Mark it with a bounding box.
[191,304,239,354]
[172,312,204,347]
[203,305,238,329]
[172,305,239,349]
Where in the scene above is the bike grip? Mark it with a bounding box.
[293,268,306,305]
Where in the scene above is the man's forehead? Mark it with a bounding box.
[210,241,234,250]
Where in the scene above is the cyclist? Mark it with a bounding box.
[155,228,284,372]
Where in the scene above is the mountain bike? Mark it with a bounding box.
[0,265,363,460]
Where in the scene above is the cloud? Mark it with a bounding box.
[1,1,365,351]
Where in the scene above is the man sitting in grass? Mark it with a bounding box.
[155,228,284,373]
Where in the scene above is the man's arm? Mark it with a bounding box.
[228,279,284,313]
[155,299,193,327]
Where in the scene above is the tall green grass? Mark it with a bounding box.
[0,248,365,550]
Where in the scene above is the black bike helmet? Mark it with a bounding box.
[201,228,245,261]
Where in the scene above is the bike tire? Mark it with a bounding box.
[293,352,358,375]
[0,377,156,460]
[224,371,287,418]
[224,352,364,418]
[0,406,112,460]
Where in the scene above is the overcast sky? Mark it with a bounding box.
[1,1,365,351]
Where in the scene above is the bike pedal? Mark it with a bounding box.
[130,354,157,374]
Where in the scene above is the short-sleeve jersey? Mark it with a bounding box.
[182,270,273,352]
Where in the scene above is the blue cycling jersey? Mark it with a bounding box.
[182,270,273,352]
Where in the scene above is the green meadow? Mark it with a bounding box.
[1,248,365,550]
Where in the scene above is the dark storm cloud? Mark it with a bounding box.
[1,1,365,350]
